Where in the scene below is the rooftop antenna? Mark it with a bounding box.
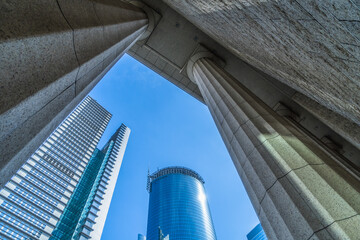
[146,167,151,192]
[146,158,152,192]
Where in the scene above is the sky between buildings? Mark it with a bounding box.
[89,54,259,239]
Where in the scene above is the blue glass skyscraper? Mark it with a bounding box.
[146,167,217,240]
[0,96,131,240]
[247,223,267,240]
[0,96,112,240]
[50,124,130,240]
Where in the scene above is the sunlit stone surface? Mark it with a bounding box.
[0,0,148,186]
[189,57,360,239]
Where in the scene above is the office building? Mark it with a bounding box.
[0,96,130,240]
[146,167,216,240]
[50,124,130,240]
[247,224,267,240]
[0,96,110,239]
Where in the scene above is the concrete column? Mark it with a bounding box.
[0,0,149,187]
[292,92,360,150]
[188,57,360,239]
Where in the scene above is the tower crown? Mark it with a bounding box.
[147,166,204,192]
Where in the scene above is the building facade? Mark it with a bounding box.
[50,124,130,240]
[0,96,111,240]
[146,167,216,240]
[0,96,131,240]
[2,0,360,239]
[247,224,267,240]
[85,124,131,240]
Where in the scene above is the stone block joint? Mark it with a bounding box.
[187,55,360,239]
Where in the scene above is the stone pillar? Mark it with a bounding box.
[188,57,360,239]
[292,92,360,150]
[0,0,149,187]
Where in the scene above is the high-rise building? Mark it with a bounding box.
[50,124,130,240]
[0,96,130,240]
[138,233,146,240]
[247,224,267,240]
[146,167,216,240]
[0,96,111,240]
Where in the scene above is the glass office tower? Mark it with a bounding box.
[0,96,130,240]
[50,124,130,240]
[247,223,267,240]
[146,167,217,240]
[0,96,110,240]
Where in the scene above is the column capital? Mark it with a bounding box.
[129,1,160,41]
[183,44,225,83]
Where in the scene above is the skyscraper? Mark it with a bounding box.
[247,224,267,240]
[146,167,217,240]
[0,96,130,240]
[0,96,110,240]
[50,124,130,240]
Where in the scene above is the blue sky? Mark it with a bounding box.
[89,54,259,239]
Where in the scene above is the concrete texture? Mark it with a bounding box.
[191,57,360,239]
[292,92,360,150]
[0,0,148,187]
[1,1,360,237]
[0,43,131,189]
[162,0,360,126]
[127,42,204,102]
[128,0,360,166]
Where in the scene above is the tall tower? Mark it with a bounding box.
[146,167,217,240]
[50,124,131,240]
[0,96,112,240]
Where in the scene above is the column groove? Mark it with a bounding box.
[0,0,149,188]
[191,57,360,240]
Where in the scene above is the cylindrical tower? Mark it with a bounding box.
[146,167,217,240]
